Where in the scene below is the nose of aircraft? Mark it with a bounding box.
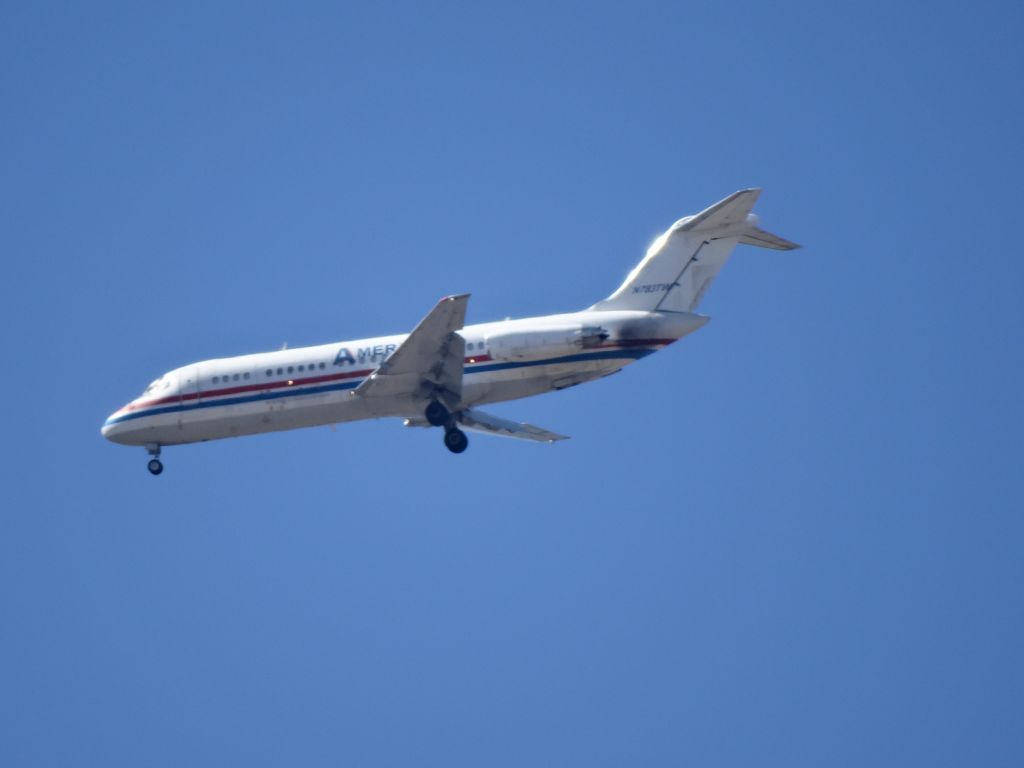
[101,411,125,442]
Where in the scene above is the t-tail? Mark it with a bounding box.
[589,188,799,313]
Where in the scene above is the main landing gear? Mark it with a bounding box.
[424,400,449,427]
[146,444,163,476]
[443,426,469,454]
[424,401,469,454]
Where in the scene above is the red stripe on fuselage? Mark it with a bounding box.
[115,368,375,415]
[113,338,674,417]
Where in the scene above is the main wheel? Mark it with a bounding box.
[443,428,469,454]
[425,400,450,427]
[147,459,164,476]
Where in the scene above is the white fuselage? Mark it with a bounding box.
[101,309,707,448]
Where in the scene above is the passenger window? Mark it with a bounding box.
[298,365,304,372]
[319,362,325,369]
[266,369,272,377]
[287,366,294,374]
[244,372,250,380]
[213,376,219,383]
[277,368,283,375]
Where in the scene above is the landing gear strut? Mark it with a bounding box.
[146,444,163,476]
[443,427,469,454]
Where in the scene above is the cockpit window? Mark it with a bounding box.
[142,379,162,396]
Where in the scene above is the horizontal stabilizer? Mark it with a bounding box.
[675,188,761,234]
[460,408,568,443]
[740,226,801,250]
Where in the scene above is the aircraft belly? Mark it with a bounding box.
[196,394,369,441]
[462,358,624,407]
[119,390,370,445]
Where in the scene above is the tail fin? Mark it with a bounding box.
[589,189,799,313]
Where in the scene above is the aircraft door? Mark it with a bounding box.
[177,366,200,432]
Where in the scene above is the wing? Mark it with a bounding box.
[458,408,569,443]
[353,294,469,405]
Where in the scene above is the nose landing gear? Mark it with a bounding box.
[145,444,163,475]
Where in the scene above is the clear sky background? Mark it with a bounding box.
[2,1,1022,765]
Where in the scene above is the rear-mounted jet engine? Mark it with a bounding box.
[484,326,609,362]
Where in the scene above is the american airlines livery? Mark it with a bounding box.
[103,189,798,474]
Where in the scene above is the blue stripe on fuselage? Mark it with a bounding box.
[104,347,656,426]
[464,347,654,375]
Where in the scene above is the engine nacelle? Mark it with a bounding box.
[485,325,609,362]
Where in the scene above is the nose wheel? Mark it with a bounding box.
[145,444,164,475]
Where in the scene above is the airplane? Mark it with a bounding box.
[102,188,798,474]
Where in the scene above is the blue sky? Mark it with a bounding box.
[2,1,1022,765]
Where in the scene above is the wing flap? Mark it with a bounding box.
[459,408,568,443]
